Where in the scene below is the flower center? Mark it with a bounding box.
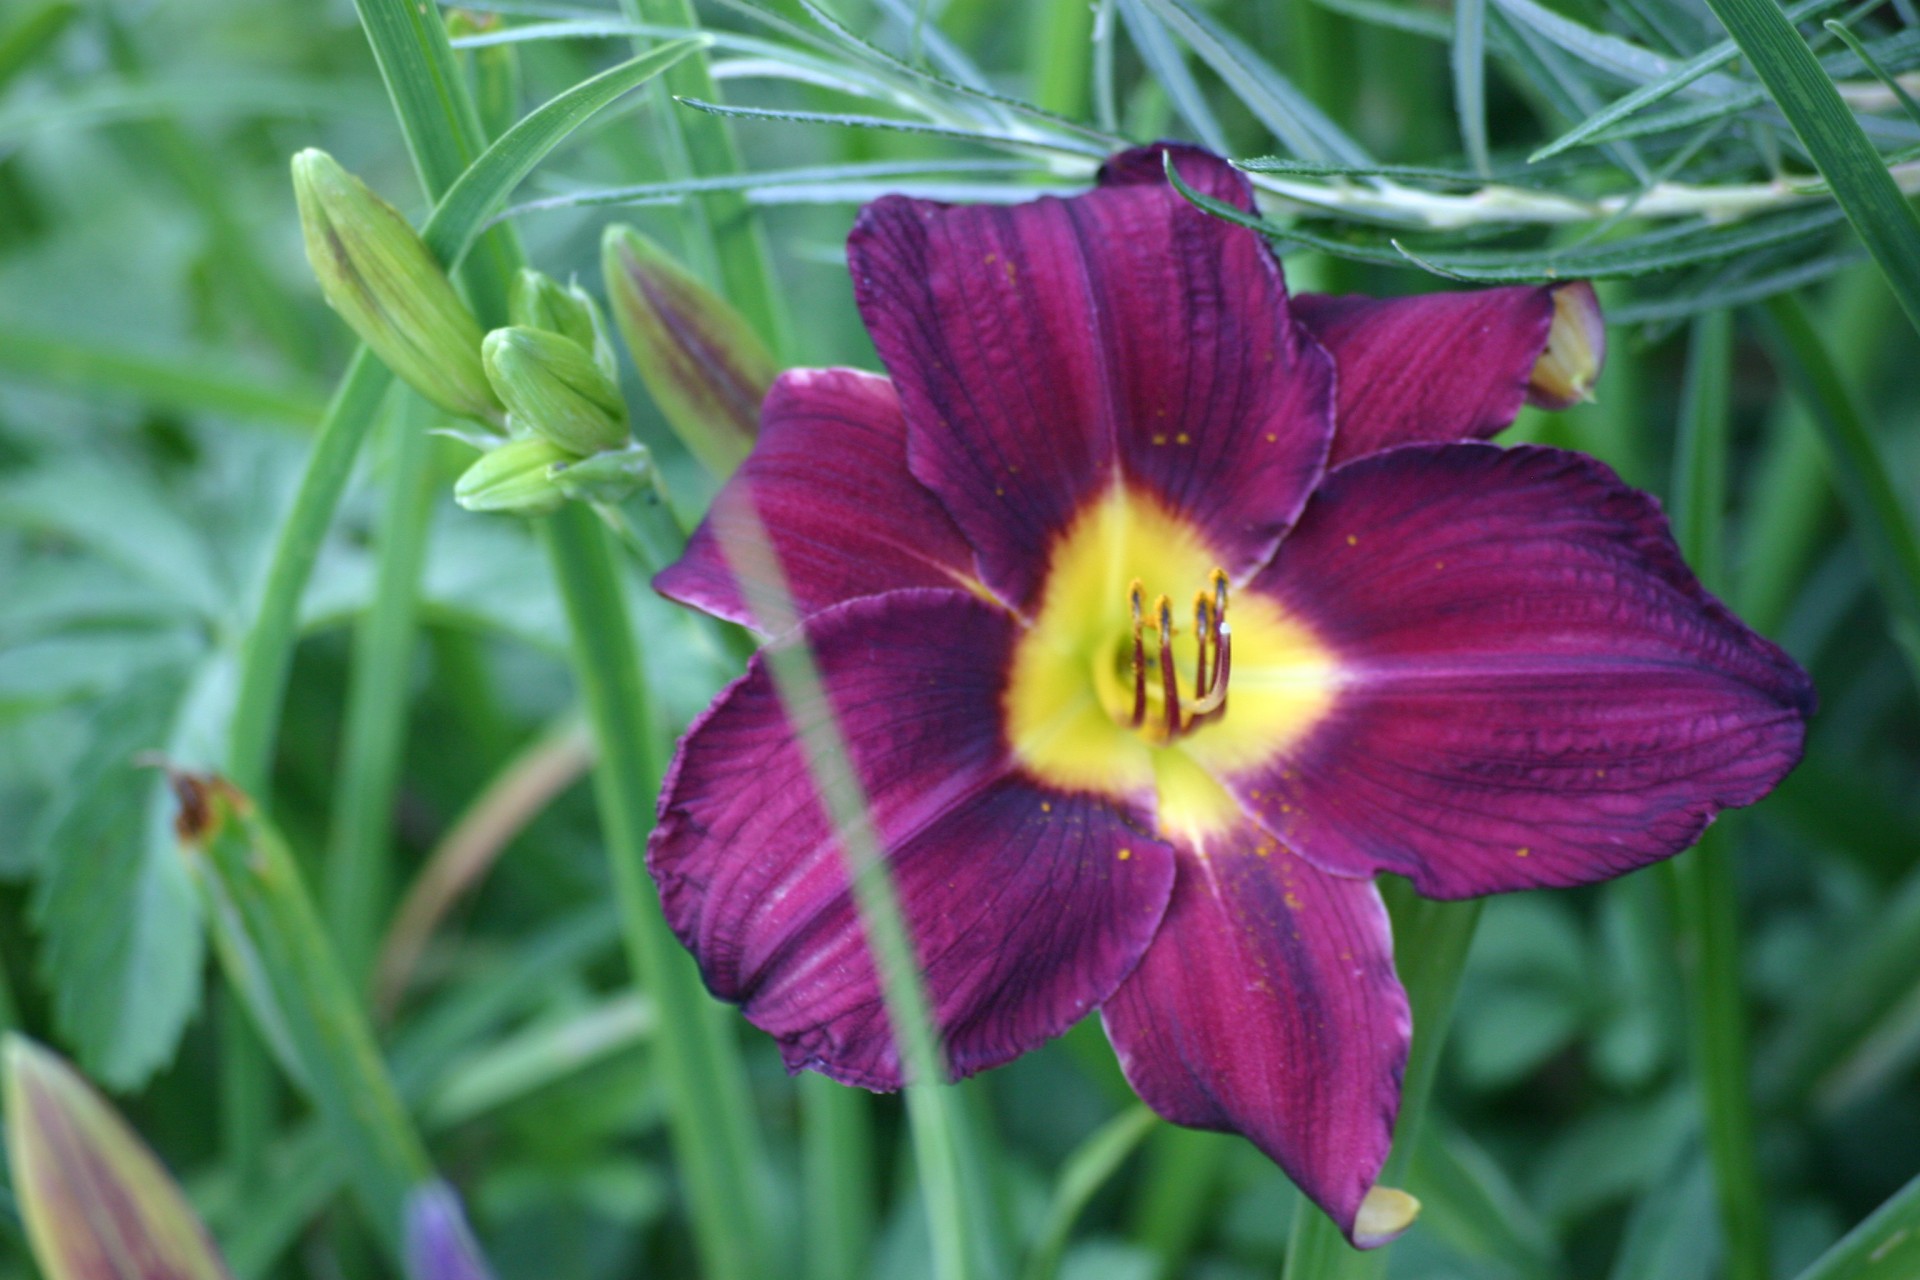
[1002,485,1343,837]
[1120,572,1233,743]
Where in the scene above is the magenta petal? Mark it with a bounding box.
[1293,286,1559,467]
[649,589,1176,1087]
[655,368,982,630]
[1103,833,1409,1243]
[1237,444,1814,897]
[849,144,1333,611]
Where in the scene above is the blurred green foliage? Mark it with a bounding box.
[0,0,1917,1277]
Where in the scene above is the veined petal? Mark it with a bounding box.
[1234,444,1814,897]
[849,144,1333,612]
[656,368,984,630]
[1293,285,1567,466]
[1102,830,1410,1245]
[649,589,1175,1087]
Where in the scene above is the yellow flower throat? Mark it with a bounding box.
[1003,486,1342,845]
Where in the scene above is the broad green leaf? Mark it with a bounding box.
[3,1036,235,1280]
[1706,0,1920,338]
[26,675,203,1090]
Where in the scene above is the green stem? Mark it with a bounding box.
[227,351,394,794]
[1759,293,1920,693]
[323,401,440,983]
[1131,1126,1231,1279]
[543,505,776,1280]
[802,1072,877,1280]
[1283,893,1483,1280]
[1670,310,1769,1280]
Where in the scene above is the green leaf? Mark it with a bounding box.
[1528,0,1850,160]
[1759,293,1920,692]
[0,327,324,429]
[171,771,431,1254]
[1789,1171,1920,1280]
[1168,154,1849,280]
[1704,0,1920,339]
[1453,0,1493,176]
[27,676,203,1089]
[1114,0,1231,154]
[1135,0,1372,163]
[0,2,75,92]
[1021,1108,1159,1280]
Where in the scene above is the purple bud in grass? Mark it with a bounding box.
[601,223,777,478]
[3,1034,236,1280]
[404,1183,497,1280]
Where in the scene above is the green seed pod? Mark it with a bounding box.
[602,223,777,478]
[453,436,572,516]
[291,148,501,424]
[482,326,629,457]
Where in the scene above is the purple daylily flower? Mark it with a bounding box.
[646,144,1813,1247]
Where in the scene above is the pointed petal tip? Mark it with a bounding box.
[1527,281,1606,410]
[1351,1185,1422,1248]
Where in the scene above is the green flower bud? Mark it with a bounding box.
[292,148,501,424]
[482,326,629,456]
[509,268,616,378]
[453,436,572,516]
[4,1035,236,1280]
[550,441,653,504]
[602,224,777,478]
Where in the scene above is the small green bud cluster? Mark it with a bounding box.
[455,269,651,515]
[291,149,650,517]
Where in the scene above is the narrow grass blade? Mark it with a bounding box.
[1115,0,1231,154]
[1704,0,1920,339]
[0,326,324,429]
[1021,1107,1158,1280]
[1668,311,1770,1280]
[168,772,432,1255]
[700,491,993,1280]
[1454,0,1493,175]
[322,402,440,982]
[672,98,1109,158]
[0,1,77,92]
[1168,155,1848,280]
[542,507,778,1280]
[1788,1171,1920,1279]
[1138,0,1371,163]
[4,1036,236,1280]
[1824,20,1920,128]
[1760,293,1920,691]
[1530,0,1848,160]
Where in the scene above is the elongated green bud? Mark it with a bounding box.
[4,1035,237,1280]
[292,149,501,424]
[508,269,616,378]
[453,436,572,516]
[482,326,629,456]
[602,224,776,477]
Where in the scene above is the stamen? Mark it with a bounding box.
[1193,591,1213,698]
[1191,622,1231,718]
[1128,580,1147,728]
[1155,595,1180,739]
